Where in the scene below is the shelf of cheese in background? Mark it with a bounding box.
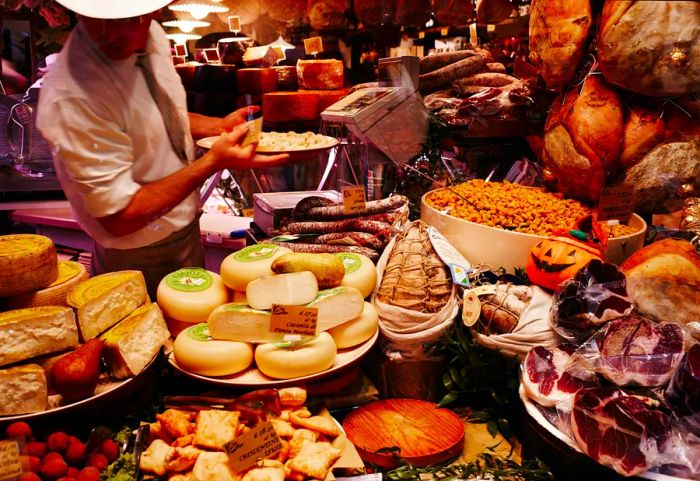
[237,67,279,95]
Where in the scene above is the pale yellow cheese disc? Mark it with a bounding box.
[335,253,377,298]
[157,268,230,323]
[255,331,336,379]
[220,244,292,291]
[4,260,88,309]
[328,302,378,349]
[174,323,254,377]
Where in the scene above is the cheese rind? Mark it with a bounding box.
[5,260,88,309]
[207,303,281,344]
[296,60,344,90]
[0,306,79,367]
[255,331,337,379]
[243,46,278,67]
[174,323,254,376]
[273,65,299,90]
[67,270,149,340]
[0,234,58,297]
[237,68,279,94]
[335,253,377,298]
[246,271,319,310]
[306,286,365,331]
[263,91,320,122]
[157,268,230,324]
[220,244,292,292]
[328,301,378,349]
[101,303,170,378]
[0,364,47,415]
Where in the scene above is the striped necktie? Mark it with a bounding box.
[135,53,189,163]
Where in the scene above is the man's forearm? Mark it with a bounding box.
[189,112,224,139]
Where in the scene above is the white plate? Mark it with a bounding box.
[519,384,693,481]
[169,329,378,387]
[196,134,339,154]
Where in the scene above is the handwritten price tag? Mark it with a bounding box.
[228,16,241,32]
[440,27,449,36]
[304,36,324,55]
[418,31,425,39]
[270,305,318,337]
[226,421,283,473]
[462,291,481,327]
[0,440,22,481]
[272,47,286,62]
[342,185,366,214]
[597,183,636,222]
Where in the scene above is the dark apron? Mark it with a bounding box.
[91,218,205,299]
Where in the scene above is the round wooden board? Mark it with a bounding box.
[342,398,465,468]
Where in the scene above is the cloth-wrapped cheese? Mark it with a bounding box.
[598,1,700,97]
[528,0,592,90]
[542,75,623,203]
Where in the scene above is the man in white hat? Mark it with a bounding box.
[37,0,288,296]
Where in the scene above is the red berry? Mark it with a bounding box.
[98,439,119,463]
[6,422,33,440]
[18,473,42,481]
[64,441,86,466]
[76,466,100,481]
[47,432,70,453]
[68,436,81,446]
[25,442,47,458]
[23,455,41,473]
[41,459,69,480]
[85,453,108,472]
[67,467,80,478]
[56,478,77,481]
[43,452,65,465]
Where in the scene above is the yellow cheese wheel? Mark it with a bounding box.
[0,234,58,297]
[5,260,88,309]
[263,91,320,122]
[335,253,377,298]
[174,323,254,376]
[297,60,344,90]
[328,302,378,349]
[272,65,299,91]
[220,244,292,291]
[157,268,230,324]
[255,331,337,379]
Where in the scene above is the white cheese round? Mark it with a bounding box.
[220,244,292,291]
[157,268,229,324]
[255,331,337,379]
[335,253,377,298]
[174,323,254,376]
[328,302,378,349]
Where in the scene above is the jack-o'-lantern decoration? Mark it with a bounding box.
[526,215,608,291]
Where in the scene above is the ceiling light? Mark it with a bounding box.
[165,32,203,44]
[162,19,210,33]
[168,0,228,20]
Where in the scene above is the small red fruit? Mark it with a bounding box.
[18,473,42,481]
[41,459,69,480]
[98,439,119,463]
[76,466,100,481]
[65,441,86,466]
[6,422,33,439]
[57,478,77,481]
[43,452,65,464]
[23,455,41,473]
[47,432,70,453]
[25,442,47,458]
[86,453,108,472]
[67,467,80,478]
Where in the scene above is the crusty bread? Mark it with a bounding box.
[0,364,47,415]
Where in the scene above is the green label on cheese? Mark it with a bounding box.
[187,323,212,341]
[233,244,278,263]
[335,253,361,274]
[166,268,212,292]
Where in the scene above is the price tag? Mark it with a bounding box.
[304,36,324,55]
[428,227,471,287]
[0,440,22,481]
[342,185,366,214]
[440,27,449,36]
[270,305,318,337]
[471,285,497,297]
[597,183,636,222]
[242,208,254,218]
[228,16,241,32]
[462,290,481,327]
[469,22,478,46]
[272,47,286,62]
[418,31,425,39]
[487,24,496,33]
[226,421,283,473]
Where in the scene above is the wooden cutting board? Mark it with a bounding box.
[342,398,465,468]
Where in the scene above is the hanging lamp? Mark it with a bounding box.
[168,0,228,20]
[162,16,210,33]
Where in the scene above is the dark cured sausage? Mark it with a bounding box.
[268,241,380,261]
[315,232,385,250]
[286,219,392,236]
[294,195,408,221]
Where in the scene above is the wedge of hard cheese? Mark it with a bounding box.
[101,303,169,378]
[208,304,281,344]
[0,364,47,415]
[68,270,148,340]
[246,271,318,310]
[307,286,365,331]
[0,306,79,367]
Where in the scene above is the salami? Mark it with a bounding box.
[295,195,408,220]
[419,51,477,75]
[286,219,392,235]
[268,241,380,261]
[315,232,385,250]
[419,55,486,93]
[452,73,517,88]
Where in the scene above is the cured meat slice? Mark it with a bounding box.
[571,387,672,477]
[665,343,700,417]
[522,344,598,410]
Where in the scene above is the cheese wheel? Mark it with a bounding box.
[297,60,344,90]
[263,91,320,122]
[0,234,58,297]
[246,271,318,310]
[303,89,349,112]
[233,291,248,303]
[272,65,299,90]
[255,331,337,379]
[174,323,254,376]
[220,244,292,291]
[5,260,88,309]
[157,268,230,324]
[335,253,377,298]
[237,68,279,94]
[328,302,378,349]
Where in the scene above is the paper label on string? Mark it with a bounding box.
[470,285,497,297]
[270,305,318,337]
[226,421,282,473]
[487,24,496,33]
[304,37,324,55]
[272,47,286,62]
[342,185,366,214]
[418,31,425,39]
[228,16,241,32]
[440,27,449,36]
[462,290,481,327]
[597,183,636,222]
[0,440,22,481]
[428,227,471,287]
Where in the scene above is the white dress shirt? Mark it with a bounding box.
[37,21,200,250]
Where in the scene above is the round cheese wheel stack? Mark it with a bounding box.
[237,68,279,94]
[335,253,377,298]
[157,267,230,325]
[328,302,378,349]
[0,234,58,297]
[303,89,348,112]
[220,244,292,291]
[272,65,299,91]
[255,331,337,379]
[263,91,320,122]
[297,60,344,90]
[174,324,254,376]
[4,260,88,309]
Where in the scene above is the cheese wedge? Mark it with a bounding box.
[307,286,365,331]
[0,364,48,415]
[67,270,148,340]
[0,306,79,367]
[101,303,169,378]
[5,260,88,309]
[246,271,318,310]
[0,234,58,297]
[207,303,281,344]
